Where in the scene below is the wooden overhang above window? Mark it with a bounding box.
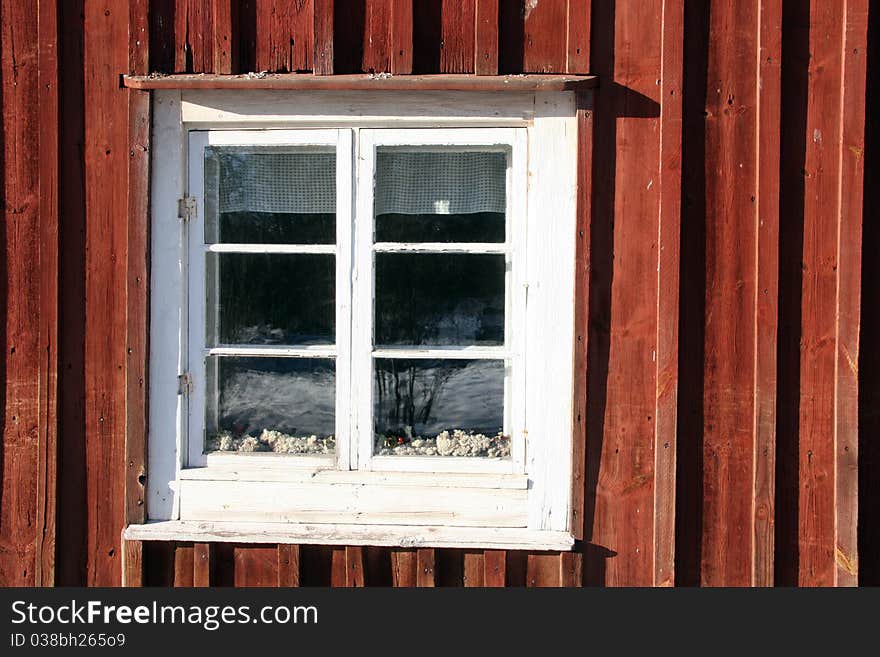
[122,73,598,93]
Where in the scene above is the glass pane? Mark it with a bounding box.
[374,150,506,243]
[205,147,335,244]
[373,359,508,458]
[207,253,335,345]
[205,356,335,455]
[375,253,505,346]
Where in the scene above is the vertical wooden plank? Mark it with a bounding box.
[522,0,567,73]
[462,551,485,586]
[584,0,680,587]
[329,547,347,586]
[560,551,583,586]
[289,0,315,72]
[799,0,867,587]
[526,553,562,587]
[832,0,868,589]
[212,0,234,73]
[474,0,498,75]
[234,546,278,586]
[700,0,762,587]
[277,544,300,586]
[173,544,195,587]
[483,550,506,586]
[36,0,60,587]
[82,0,129,587]
[390,0,413,74]
[126,1,150,540]
[566,0,590,73]
[753,0,782,588]
[440,0,475,73]
[313,0,334,74]
[416,548,435,586]
[0,0,40,588]
[193,543,212,586]
[363,0,391,73]
[569,93,592,542]
[345,546,365,586]
[122,540,144,587]
[174,0,188,71]
[188,0,213,72]
[391,549,417,586]
[653,0,683,589]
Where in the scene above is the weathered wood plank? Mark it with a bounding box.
[390,0,413,74]
[391,549,417,586]
[522,0,567,73]
[462,551,484,586]
[345,546,365,586]
[416,548,435,586]
[212,0,235,73]
[584,0,671,588]
[36,0,60,587]
[483,549,506,586]
[653,0,683,589]
[566,0,590,73]
[363,0,391,73]
[122,540,143,587]
[0,0,40,589]
[173,544,195,587]
[701,0,763,587]
[474,0,498,75]
[277,544,301,586]
[440,0,475,73]
[193,543,212,586]
[569,93,592,542]
[526,553,562,587]
[82,0,130,587]
[753,0,782,588]
[560,551,582,586]
[798,0,868,587]
[234,546,278,586]
[313,0,333,74]
[330,547,347,586]
[256,0,313,73]
[125,0,150,541]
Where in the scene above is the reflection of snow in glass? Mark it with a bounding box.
[212,359,335,438]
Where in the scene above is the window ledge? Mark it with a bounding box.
[124,521,575,551]
[123,73,597,92]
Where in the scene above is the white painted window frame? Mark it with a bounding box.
[144,90,577,550]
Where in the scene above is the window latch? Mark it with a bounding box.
[177,196,197,222]
[177,372,193,396]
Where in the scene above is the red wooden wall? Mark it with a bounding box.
[0,0,876,587]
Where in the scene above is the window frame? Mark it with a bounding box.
[144,90,579,551]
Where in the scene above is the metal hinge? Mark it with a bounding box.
[178,196,197,222]
[177,372,193,396]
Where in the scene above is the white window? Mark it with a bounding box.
[142,91,578,550]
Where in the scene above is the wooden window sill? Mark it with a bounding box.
[124,521,575,551]
[123,73,597,92]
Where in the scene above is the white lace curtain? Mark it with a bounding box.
[208,148,507,215]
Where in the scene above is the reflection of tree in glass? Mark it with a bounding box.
[373,359,503,438]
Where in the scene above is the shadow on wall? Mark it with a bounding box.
[56,0,89,585]
[858,0,880,587]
